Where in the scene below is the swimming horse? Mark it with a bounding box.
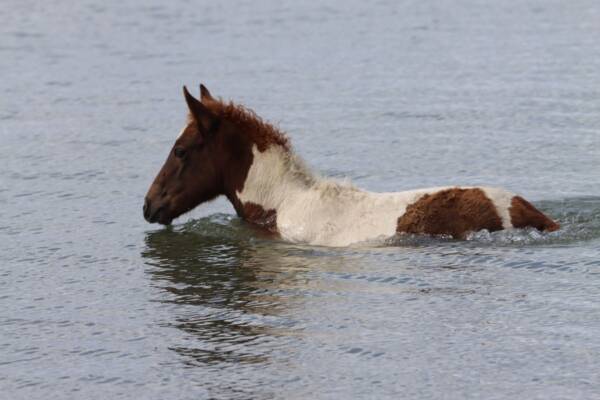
[143,85,559,246]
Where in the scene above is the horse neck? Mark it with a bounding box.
[230,144,318,214]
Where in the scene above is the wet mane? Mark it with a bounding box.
[206,99,290,152]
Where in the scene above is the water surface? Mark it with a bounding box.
[2,1,600,399]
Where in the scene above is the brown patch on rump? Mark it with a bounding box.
[396,188,503,239]
[510,196,559,232]
[243,202,278,233]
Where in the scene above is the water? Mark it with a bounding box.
[2,1,600,399]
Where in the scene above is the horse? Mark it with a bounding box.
[143,84,559,247]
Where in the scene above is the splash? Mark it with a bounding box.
[161,197,600,248]
[370,197,600,247]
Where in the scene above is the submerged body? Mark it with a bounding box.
[144,85,559,246]
[238,145,558,246]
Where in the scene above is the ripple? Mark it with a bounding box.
[143,198,600,252]
[4,0,600,398]
[385,197,600,247]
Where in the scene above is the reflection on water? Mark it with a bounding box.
[143,216,276,367]
[141,198,600,381]
[140,206,600,399]
[142,215,323,372]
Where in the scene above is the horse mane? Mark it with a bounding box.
[206,98,291,152]
[204,95,359,196]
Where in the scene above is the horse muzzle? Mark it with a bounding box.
[143,197,172,225]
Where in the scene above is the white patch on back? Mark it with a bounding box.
[237,145,457,246]
[481,187,515,229]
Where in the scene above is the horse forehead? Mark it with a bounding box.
[176,121,197,142]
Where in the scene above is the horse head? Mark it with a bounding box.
[143,85,252,224]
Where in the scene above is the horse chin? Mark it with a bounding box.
[156,209,174,225]
[158,205,193,225]
[158,216,173,226]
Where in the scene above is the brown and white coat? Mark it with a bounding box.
[236,144,558,246]
[144,85,559,247]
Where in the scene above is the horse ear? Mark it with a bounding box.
[200,84,214,103]
[183,86,218,135]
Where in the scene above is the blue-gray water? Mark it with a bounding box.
[2,1,600,399]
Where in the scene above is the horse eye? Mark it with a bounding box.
[174,147,186,158]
